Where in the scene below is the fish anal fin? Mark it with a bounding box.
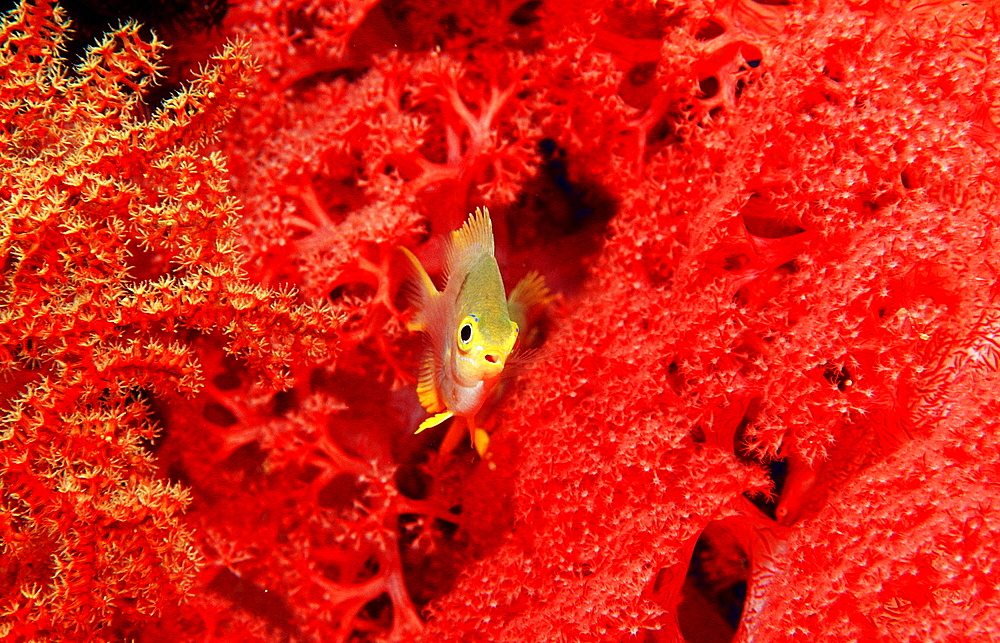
[417,411,453,434]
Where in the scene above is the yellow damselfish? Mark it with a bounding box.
[398,207,549,457]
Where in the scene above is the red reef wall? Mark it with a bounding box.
[1,0,998,641]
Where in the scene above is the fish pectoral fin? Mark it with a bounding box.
[416,347,446,413]
[416,411,453,434]
[507,271,555,332]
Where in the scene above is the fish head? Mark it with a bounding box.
[453,311,519,385]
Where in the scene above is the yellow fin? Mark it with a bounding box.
[416,347,446,414]
[473,428,491,457]
[417,411,453,434]
[508,271,555,333]
[445,207,495,277]
[397,246,438,332]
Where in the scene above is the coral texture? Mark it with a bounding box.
[1,0,999,641]
[0,1,337,640]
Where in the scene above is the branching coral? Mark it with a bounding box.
[151,341,464,641]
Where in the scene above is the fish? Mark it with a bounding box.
[398,207,549,456]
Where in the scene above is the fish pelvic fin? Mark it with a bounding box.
[417,411,453,434]
[472,425,490,457]
[473,429,490,457]
[397,245,439,332]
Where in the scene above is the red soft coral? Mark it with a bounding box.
[417,0,1000,640]
[5,0,1000,640]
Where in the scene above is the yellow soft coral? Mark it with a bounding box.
[0,1,339,638]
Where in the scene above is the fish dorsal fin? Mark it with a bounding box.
[416,345,446,414]
[397,246,440,332]
[444,207,495,281]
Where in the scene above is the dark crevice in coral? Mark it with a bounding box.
[348,0,543,62]
[330,281,378,303]
[629,61,659,87]
[695,18,726,41]
[271,388,298,417]
[398,515,465,607]
[211,355,247,392]
[287,66,369,96]
[355,593,393,633]
[677,522,749,642]
[123,238,171,282]
[740,195,806,238]
[509,0,541,26]
[298,463,322,484]
[59,0,227,37]
[501,139,617,296]
[620,61,660,109]
[735,77,747,100]
[823,363,854,391]
[360,556,381,581]
[601,2,672,40]
[698,76,720,100]
[433,516,460,539]
[533,139,618,231]
[164,461,191,489]
[646,110,686,159]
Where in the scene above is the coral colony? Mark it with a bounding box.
[2,0,999,641]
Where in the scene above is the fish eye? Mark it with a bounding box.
[458,315,476,346]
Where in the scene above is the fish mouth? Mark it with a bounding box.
[456,354,506,385]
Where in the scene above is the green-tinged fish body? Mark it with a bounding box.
[398,207,520,456]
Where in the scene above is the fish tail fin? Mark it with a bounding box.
[397,246,438,332]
